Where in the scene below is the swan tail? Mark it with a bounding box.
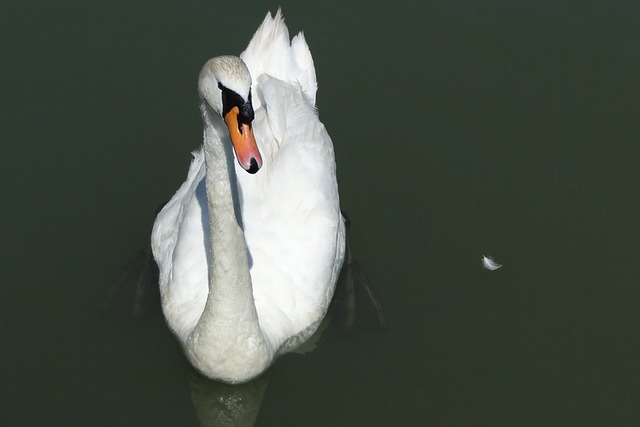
[241,9,317,106]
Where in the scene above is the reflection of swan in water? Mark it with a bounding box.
[151,10,345,383]
[187,367,271,427]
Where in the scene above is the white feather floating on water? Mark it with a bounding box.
[482,255,502,271]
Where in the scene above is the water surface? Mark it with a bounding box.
[3,1,639,425]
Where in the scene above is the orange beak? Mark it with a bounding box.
[224,106,263,174]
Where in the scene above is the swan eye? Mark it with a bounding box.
[240,90,255,123]
[219,85,254,126]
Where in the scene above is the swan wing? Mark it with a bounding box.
[151,152,209,341]
[236,11,343,349]
[236,75,345,350]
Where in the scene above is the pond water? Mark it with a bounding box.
[3,1,640,425]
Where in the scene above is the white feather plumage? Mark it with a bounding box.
[482,255,502,271]
[151,10,345,383]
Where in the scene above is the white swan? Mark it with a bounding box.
[151,10,345,384]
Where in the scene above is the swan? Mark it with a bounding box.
[151,10,345,384]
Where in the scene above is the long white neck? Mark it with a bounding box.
[184,104,271,383]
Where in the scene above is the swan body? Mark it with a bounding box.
[151,10,345,383]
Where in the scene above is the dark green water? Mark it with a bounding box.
[3,1,639,425]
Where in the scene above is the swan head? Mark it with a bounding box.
[198,56,262,174]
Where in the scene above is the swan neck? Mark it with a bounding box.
[186,105,268,381]
[201,105,255,310]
